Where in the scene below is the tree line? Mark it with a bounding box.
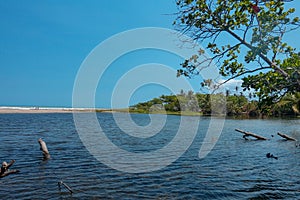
[130,90,299,117]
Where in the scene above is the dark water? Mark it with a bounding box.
[0,113,299,199]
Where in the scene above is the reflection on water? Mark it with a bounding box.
[0,113,299,199]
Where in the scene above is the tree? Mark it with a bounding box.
[274,92,300,115]
[196,93,211,114]
[226,94,248,115]
[175,0,300,105]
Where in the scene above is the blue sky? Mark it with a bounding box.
[0,1,185,108]
[1,1,300,108]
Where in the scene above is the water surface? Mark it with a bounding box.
[0,113,299,199]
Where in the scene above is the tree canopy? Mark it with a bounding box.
[175,0,300,107]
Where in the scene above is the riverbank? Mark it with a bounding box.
[1,107,298,118]
[127,109,203,116]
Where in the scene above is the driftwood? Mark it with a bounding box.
[58,181,73,194]
[277,132,297,141]
[38,138,50,159]
[0,170,20,178]
[235,129,268,140]
[0,160,20,178]
[266,153,278,160]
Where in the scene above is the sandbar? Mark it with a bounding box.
[0,107,103,114]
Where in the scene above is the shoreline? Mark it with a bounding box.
[0,107,112,114]
[1,107,298,118]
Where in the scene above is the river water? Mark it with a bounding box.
[0,113,299,199]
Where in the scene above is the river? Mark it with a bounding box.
[0,113,299,199]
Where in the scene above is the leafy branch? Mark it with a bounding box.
[175,0,300,103]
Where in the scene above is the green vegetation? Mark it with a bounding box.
[129,90,300,117]
[174,0,300,108]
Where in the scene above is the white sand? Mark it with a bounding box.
[0,107,99,114]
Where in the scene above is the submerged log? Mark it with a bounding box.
[58,181,73,194]
[0,160,20,178]
[235,129,268,140]
[277,132,297,141]
[0,170,20,178]
[38,138,50,159]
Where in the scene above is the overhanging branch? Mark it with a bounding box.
[225,28,290,78]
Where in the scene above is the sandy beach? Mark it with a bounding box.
[0,107,103,114]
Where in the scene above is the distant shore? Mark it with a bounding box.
[0,107,114,114]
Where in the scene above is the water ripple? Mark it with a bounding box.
[0,114,299,199]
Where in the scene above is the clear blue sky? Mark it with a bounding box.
[1,1,300,108]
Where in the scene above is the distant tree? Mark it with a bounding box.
[274,92,300,115]
[196,93,211,114]
[161,94,181,111]
[175,0,300,105]
[226,94,248,115]
[179,89,185,96]
[130,92,298,116]
[151,97,163,105]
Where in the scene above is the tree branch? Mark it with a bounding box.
[216,66,272,89]
[225,28,289,78]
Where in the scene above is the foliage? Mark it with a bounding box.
[273,92,300,115]
[130,90,299,117]
[174,0,300,104]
